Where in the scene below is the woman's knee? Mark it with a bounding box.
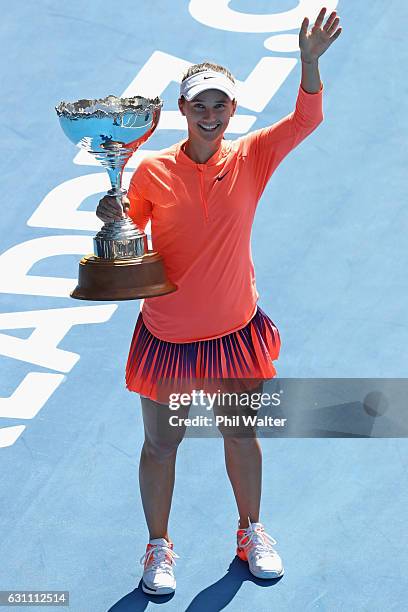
[140,395,189,459]
[213,383,263,440]
[221,432,259,446]
[142,436,184,461]
[216,423,258,441]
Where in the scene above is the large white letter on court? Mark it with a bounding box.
[188,0,338,33]
[0,373,64,419]
[0,426,26,449]
[0,236,92,297]
[0,305,117,372]
[27,172,134,231]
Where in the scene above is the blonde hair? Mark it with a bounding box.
[181,61,235,84]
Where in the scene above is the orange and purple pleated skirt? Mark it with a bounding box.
[125,306,281,404]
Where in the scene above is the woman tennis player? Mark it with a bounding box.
[97,7,341,596]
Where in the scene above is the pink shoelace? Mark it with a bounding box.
[238,524,279,561]
[140,543,179,575]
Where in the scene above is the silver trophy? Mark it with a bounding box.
[55,94,176,300]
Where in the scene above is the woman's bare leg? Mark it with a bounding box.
[214,384,263,529]
[139,396,190,541]
[224,437,262,529]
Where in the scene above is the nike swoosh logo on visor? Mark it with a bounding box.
[203,76,216,79]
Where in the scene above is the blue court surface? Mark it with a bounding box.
[1,1,407,610]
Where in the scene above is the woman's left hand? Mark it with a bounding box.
[299,7,342,63]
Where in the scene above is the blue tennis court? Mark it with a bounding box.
[0,1,407,610]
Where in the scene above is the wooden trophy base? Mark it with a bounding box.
[70,250,177,300]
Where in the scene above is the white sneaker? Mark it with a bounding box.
[236,519,284,579]
[139,537,179,595]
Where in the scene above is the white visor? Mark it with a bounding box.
[180,70,236,101]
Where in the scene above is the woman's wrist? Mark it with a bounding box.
[301,54,319,65]
[300,56,322,94]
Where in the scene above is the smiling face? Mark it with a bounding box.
[178,89,237,146]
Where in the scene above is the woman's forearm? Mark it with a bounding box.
[300,57,322,94]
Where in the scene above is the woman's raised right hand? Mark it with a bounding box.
[96,195,130,223]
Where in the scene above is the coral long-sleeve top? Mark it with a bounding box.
[127,83,324,343]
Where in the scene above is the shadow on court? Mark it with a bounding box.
[108,556,283,611]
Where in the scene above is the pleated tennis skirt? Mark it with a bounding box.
[125,306,281,404]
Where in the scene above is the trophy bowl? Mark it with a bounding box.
[55,94,177,300]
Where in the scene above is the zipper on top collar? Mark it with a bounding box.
[196,164,209,222]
